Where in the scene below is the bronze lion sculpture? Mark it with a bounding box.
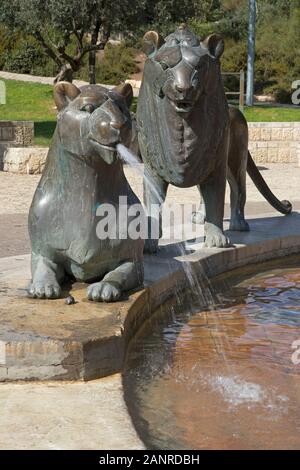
[28,82,144,302]
[137,25,291,252]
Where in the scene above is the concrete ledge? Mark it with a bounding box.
[1,212,300,382]
[2,147,48,174]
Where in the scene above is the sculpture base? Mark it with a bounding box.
[0,255,131,381]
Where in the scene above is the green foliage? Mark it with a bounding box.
[0,25,58,76]
[79,44,138,85]
[0,26,16,68]
[250,3,300,102]
[0,0,299,102]
[0,0,148,81]
[211,0,300,103]
[3,39,57,76]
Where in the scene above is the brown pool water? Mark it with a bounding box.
[123,257,300,450]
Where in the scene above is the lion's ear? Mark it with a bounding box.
[202,34,224,59]
[110,83,133,108]
[54,82,81,111]
[142,31,165,57]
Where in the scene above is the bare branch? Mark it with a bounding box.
[33,30,63,67]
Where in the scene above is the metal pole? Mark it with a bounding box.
[239,70,245,112]
[246,0,256,106]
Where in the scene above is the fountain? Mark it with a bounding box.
[0,24,300,452]
[123,255,300,450]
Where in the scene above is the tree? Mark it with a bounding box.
[0,0,147,83]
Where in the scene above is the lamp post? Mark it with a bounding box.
[246,0,256,106]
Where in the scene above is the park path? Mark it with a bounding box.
[0,70,97,88]
[0,70,140,96]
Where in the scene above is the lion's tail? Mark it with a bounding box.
[247,151,292,215]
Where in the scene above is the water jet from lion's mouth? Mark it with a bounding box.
[117,144,163,204]
[117,144,141,167]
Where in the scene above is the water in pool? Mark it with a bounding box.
[123,257,300,450]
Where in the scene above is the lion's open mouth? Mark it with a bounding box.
[173,100,194,113]
[89,137,117,151]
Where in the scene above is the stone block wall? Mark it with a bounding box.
[0,121,34,169]
[0,120,34,146]
[248,122,300,165]
[1,120,300,174]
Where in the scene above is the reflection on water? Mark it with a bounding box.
[123,258,300,450]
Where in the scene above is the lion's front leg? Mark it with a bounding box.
[191,185,206,225]
[201,162,231,249]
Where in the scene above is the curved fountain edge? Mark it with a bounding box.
[0,212,300,382]
[123,216,300,349]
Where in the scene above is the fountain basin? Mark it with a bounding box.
[123,255,300,450]
[1,211,300,382]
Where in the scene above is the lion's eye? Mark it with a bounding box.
[81,104,96,113]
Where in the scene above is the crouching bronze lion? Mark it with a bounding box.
[28,82,144,302]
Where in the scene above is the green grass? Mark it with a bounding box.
[0,80,299,148]
[0,79,56,146]
[243,104,300,122]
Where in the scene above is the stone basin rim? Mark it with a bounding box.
[0,212,300,382]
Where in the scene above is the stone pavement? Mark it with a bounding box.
[0,163,299,258]
[0,375,144,450]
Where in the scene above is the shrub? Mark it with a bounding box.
[0,25,20,69]
[79,43,138,85]
[0,29,58,76]
[96,43,137,85]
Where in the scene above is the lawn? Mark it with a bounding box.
[0,79,299,147]
[0,79,56,147]
[243,105,300,122]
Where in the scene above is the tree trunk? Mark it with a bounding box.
[89,51,96,85]
[54,64,74,84]
[89,22,101,85]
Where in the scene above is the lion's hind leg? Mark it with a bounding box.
[227,151,250,232]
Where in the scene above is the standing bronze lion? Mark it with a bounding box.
[137,25,291,252]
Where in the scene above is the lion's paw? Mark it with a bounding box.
[87,281,121,302]
[28,281,62,299]
[204,224,231,248]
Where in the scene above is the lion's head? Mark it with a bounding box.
[142,24,224,115]
[53,82,133,164]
